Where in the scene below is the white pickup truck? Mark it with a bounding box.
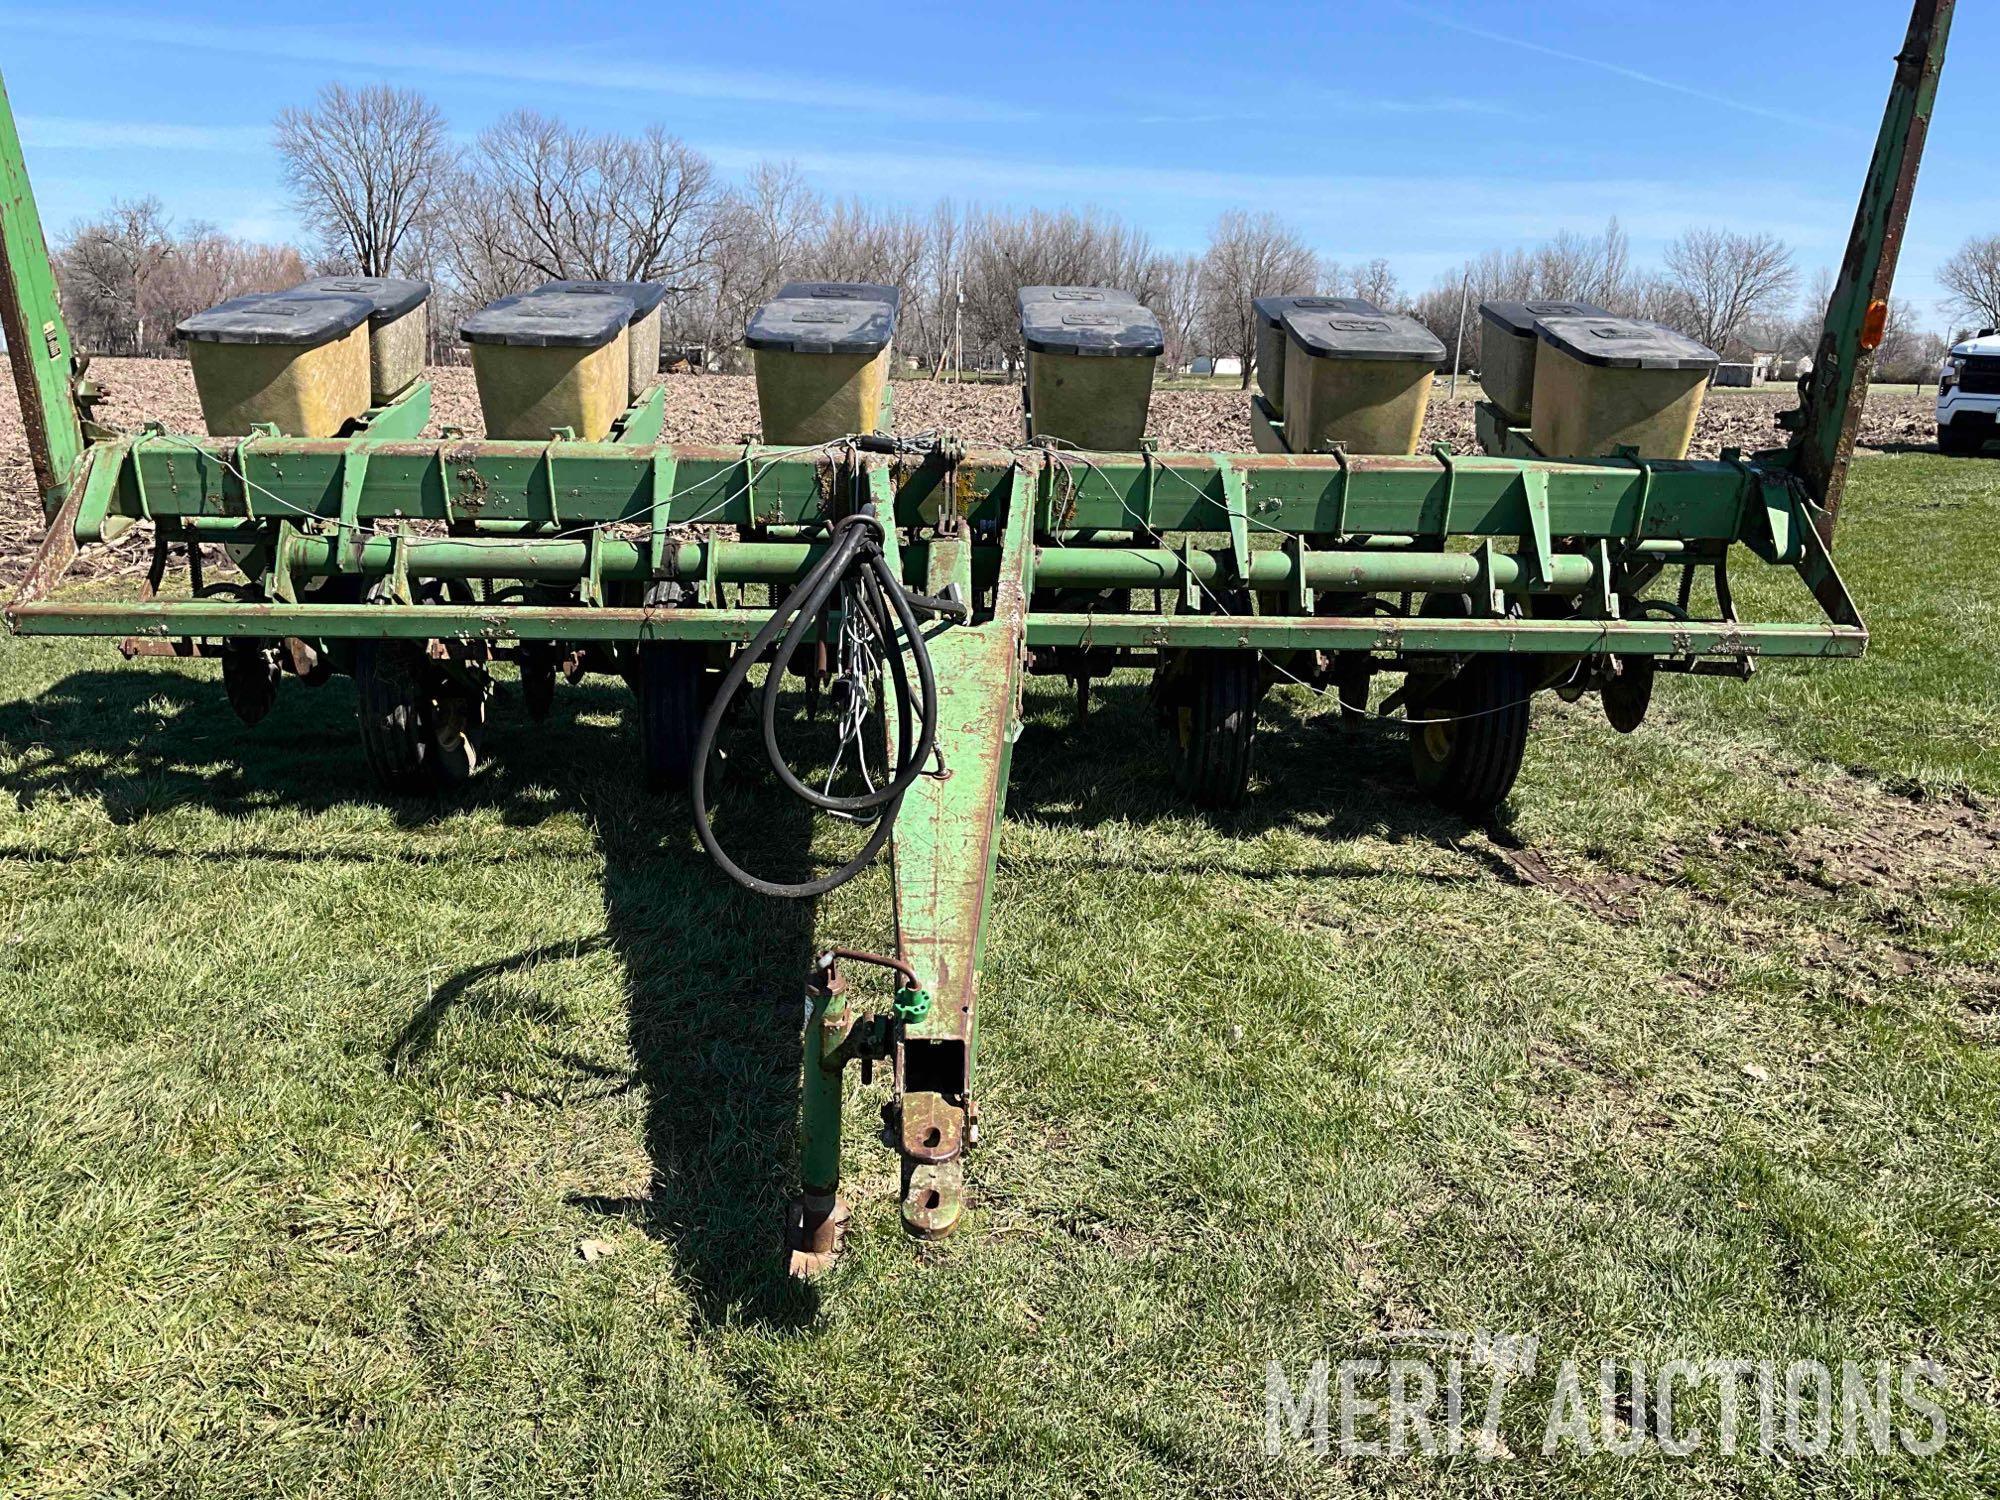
[1937,329,2000,455]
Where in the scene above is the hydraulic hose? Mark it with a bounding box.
[691,508,963,899]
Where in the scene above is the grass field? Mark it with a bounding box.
[2,455,1998,1495]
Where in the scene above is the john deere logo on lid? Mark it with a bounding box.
[1062,313,1118,327]
[1330,319,1391,333]
[1052,290,1105,302]
[1589,327,1642,341]
[793,311,845,324]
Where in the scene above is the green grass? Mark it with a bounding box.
[2,455,1998,1495]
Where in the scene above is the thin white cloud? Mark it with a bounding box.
[0,10,1043,126]
[18,115,267,152]
[1397,3,1861,136]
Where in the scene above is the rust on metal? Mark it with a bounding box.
[900,1162,963,1241]
[785,1191,851,1279]
[1795,0,1953,538]
[2,459,86,620]
[897,1090,965,1165]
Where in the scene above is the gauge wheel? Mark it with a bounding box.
[1408,654,1531,816]
[637,581,705,791]
[1166,650,1260,809]
[221,639,283,726]
[519,642,559,723]
[355,639,488,794]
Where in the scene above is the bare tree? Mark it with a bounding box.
[1198,210,1316,389]
[1940,234,2000,331]
[1407,219,1633,371]
[1350,257,1402,310]
[55,197,175,353]
[691,161,825,365]
[1536,219,1631,309]
[467,112,720,286]
[1156,253,1205,374]
[276,83,456,277]
[57,200,304,357]
[961,207,1166,365]
[1317,256,1401,308]
[813,199,927,308]
[1659,227,1798,355]
[909,200,966,376]
[154,228,306,337]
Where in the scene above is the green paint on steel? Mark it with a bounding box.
[272,533,829,586]
[610,386,666,446]
[891,462,1037,1082]
[0,68,85,519]
[1791,0,1953,535]
[352,382,434,442]
[98,437,1786,543]
[1023,612,1864,658]
[799,988,847,1194]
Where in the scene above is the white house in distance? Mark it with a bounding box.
[1189,355,1244,378]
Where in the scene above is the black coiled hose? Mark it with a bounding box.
[691,509,963,898]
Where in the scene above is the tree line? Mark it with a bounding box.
[53,81,1991,386]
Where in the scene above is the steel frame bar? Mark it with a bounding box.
[6,600,1862,660]
[885,461,1035,1238]
[0,71,83,518]
[1790,0,1953,535]
[74,435,1786,541]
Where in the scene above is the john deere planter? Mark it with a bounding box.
[0,2,1955,1275]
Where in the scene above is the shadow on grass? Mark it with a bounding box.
[0,660,1505,1325]
[1009,677,1507,854]
[0,664,827,1328]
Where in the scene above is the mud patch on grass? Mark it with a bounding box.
[1706,774,2000,900]
[1487,840,1653,924]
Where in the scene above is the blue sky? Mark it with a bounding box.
[3,1,1993,329]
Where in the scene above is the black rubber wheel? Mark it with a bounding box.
[1408,655,1531,816]
[519,643,558,723]
[1936,426,1984,462]
[637,580,704,791]
[354,640,487,794]
[355,639,434,794]
[1333,652,1374,724]
[221,640,282,726]
[1166,650,1260,809]
[427,678,487,786]
[638,643,704,790]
